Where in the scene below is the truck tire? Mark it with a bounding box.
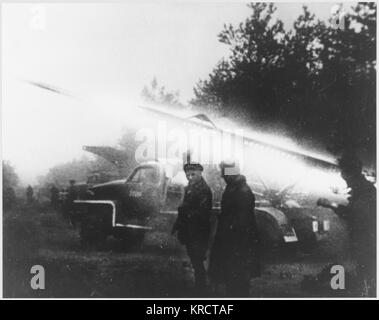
[298,233,317,253]
[79,214,107,246]
[114,230,145,248]
[255,211,282,249]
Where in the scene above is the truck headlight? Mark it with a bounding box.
[312,220,319,232]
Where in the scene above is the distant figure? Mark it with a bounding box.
[4,186,16,210]
[64,180,78,222]
[50,184,59,208]
[59,187,68,203]
[172,162,212,296]
[67,180,78,207]
[209,160,260,297]
[318,153,376,296]
[36,188,42,204]
[26,185,34,204]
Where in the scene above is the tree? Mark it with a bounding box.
[141,77,185,109]
[314,2,376,156]
[39,156,116,188]
[3,161,19,188]
[193,4,291,122]
[192,3,376,160]
[3,161,19,209]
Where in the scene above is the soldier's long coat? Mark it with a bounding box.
[336,177,376,283]
[174,177,212,260]
[209,174,260,282]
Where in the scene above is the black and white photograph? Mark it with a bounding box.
[1,1,377,299]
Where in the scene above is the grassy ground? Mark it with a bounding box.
[3,202,356,298]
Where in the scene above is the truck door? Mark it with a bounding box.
[123,165,163,223]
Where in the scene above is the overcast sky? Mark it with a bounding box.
[2,2,347,185]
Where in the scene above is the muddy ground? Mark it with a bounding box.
[3,202,358,298]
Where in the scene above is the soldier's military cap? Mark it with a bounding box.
[219,159,241,176]
[338,154,363,174]
[183,162,204,172]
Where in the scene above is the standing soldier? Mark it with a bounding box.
[66,180,78,222]
[26,185,34,204]
[317,154,376,296]
[209,160,260,297]
[50,184,59,208]
[67,180,78,203]
[4,186,16,210]
[172,162,212,295]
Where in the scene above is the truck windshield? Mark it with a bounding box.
[129,167,160,184]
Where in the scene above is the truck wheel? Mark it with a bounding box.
[79,215,107,246]
[114,230,145,249]
[298,234,317,253]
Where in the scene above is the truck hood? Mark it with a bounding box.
[90,179,127,190]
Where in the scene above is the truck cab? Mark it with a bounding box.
[73,161,184,245]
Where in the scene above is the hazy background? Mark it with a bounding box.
[2,2,346,184]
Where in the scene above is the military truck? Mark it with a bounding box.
[72,161,329,248]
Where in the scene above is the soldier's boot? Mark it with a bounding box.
[193,261,207,297]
